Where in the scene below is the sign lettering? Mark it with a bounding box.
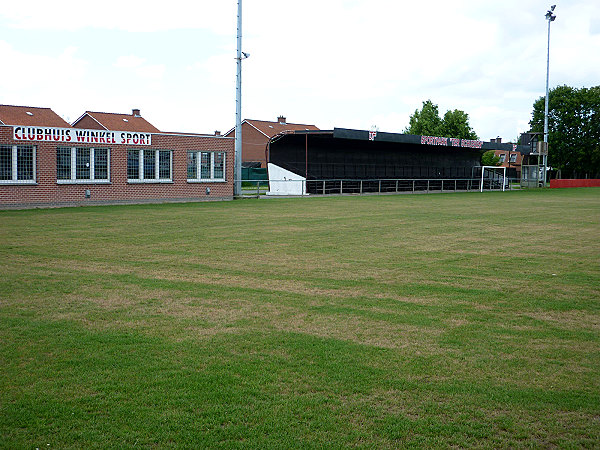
[13,126,152,146]
[420,135,483,149]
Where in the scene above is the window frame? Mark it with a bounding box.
[0,145,36,184]
[127,149,173,183]
[498,153,506,164]
[509,153,517,163]
[187,151,227,183]
[56,147,111,184]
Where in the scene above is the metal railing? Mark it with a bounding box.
[239,177,518,197]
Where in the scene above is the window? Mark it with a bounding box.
[143,150,156,179]
[509,153,517,163]
[127,149,172,182]
[214,152,225,179]
[127,150,139,179]
[0,145,36,184]
[95,149,109,179]
[56,147,71,180]
[187,151,226,182]
[498,154,506,163]
[200,152,211,179]
[187,152,197,179]
[56,147,110,183]
[159,151,171,179]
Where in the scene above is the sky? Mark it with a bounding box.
[0,0,598,142]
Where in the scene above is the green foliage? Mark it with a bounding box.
[405,100,479,139]
[481,150,501,166]
[530,85,600,177]
[404,100,444,136]
[442,109,479,140]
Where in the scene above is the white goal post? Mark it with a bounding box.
[480,166,506,192]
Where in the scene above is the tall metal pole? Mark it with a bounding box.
[234,0,243,197]
[543,5,556,186]
[543,17,551,144]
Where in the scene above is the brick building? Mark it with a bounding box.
[490,138,523,178]
[225,116,319,168]
[0,105,234,208]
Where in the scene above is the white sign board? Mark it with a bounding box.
[13,126,152,146]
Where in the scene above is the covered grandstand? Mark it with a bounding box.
[266,128,530,194]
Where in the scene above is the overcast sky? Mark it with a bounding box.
[1,0,598,142]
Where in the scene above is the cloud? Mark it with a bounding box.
[114,55,146,69]
[113,55,165,88]
[0,42,88,119]
[0,0,235,33]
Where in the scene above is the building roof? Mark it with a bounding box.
[226,117,319,138]
[271,128,532,153]
[72,109,160,133]
[0,105,71,127]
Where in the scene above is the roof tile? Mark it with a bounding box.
[246,119,319,137]
[73,110,160,133]
[0,105,71,127]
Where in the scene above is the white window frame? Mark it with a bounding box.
[127,149,173,183]
[56,147,110,184]
[0,145,36,184]
[498,153,506,164]
[509,153,517,163]
[187,151,226,182]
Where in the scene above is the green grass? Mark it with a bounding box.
[1,188,599,448]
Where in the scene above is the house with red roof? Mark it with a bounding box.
[225,116,319,168]
[72,109,160,133]
[0,104,71,128]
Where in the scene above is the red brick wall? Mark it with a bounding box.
[0,127,234,208]
[226,124,270,167]
[242,123,270,167]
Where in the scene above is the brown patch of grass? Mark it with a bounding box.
[270,310,443,351]
[523,310,600,331]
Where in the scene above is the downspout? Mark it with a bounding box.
[265,139,270,168]
[305,134,308,178]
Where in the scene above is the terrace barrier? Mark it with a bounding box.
[239,177,520,198]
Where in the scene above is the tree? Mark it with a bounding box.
[404,100,479,140]
[442,109,479,140]
[529,85,600,178]
[404,100,443,136]
[481,150,500,166]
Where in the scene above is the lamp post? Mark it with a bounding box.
[543,5,556,186]
[234,0,248,197]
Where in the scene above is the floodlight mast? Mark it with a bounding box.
[234,0,243,197]
[543,5,556,186]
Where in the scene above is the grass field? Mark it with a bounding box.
[1,188,599,448]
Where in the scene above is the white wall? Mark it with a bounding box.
[267,163,306,196]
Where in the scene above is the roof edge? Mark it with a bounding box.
[72,112,108,130]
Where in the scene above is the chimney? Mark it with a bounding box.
[277,115,286,125]
[496,136,502,143]
[132,109,141,117]
[214,130,221,136]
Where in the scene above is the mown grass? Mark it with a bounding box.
[1,188,599,448]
